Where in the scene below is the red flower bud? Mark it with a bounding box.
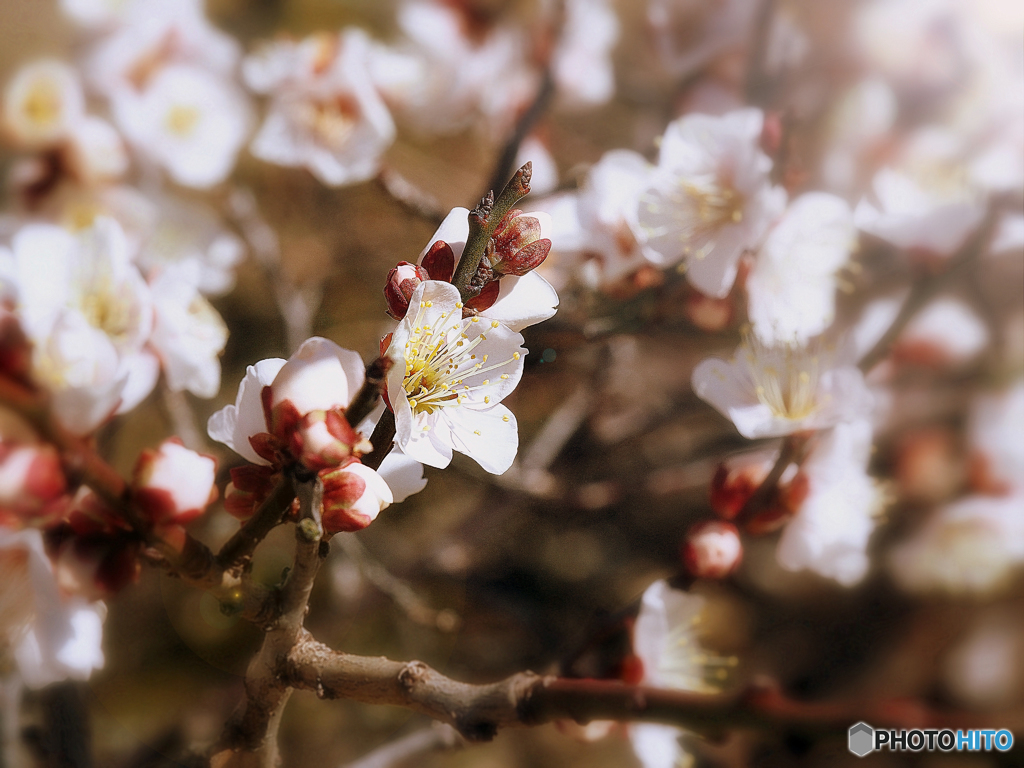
[384,262,430,319]
[421,240,455,282]
[489,210,552,277]
[682,520,742,579]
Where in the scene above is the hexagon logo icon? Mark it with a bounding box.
[848,722,874,757]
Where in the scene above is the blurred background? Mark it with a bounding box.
[1,0,1022,766]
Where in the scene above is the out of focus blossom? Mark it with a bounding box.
[682,520,742,579]
[944,612,1024,708]
[553,0,619,109]
[692,334,873,439]
[379,0,537,135]
[637,109,786,298]
[0,420,67,525]
[114,64,251,189]
[245,30,395,187]
[890,493,1024,594]
[515,136,558,197]
[968,380,1024,495]
[416,207,558,333]
[148,268,228,398]
[647,0,757,78]
[0,527,105,689]
[9,218,157,433]
[821,78,898,194]
[893,297,989,367]
[2,60,85,149]
[630,579,736,768]
[776,419,882,586]
[132,439,216,549]
[385,281,525,474]
[746,192,856,346]
[63,116,130,184]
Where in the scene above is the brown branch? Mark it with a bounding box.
[362,409,396,471]
[744,0,779,106]
[213,476,327,767]
[216,475,296,576]
[485,71,554,202]
[734,433,809,527]
[284,639,1016,742]
[345,357,393,429]
[375,167,447,226]
[858,204,1000,374]
[451,162,533,301]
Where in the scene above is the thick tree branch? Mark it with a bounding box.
[285,638,1015,742]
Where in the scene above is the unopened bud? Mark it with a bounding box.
[384,262,430,319]
[420,240,455,282]
[320,461,392,534]
[682,520,742,579]
[132,439,217,528]
[489,210,552,277]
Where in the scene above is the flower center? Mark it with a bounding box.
[401,301,518,417]
[298,96,358,149]
[23,79,63,128]
[659,610,738,693]
[165,104,201,138]
[640,177,746,260]
[77,277,134,340]
[744,335,824,421]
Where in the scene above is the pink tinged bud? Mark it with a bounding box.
[682,521,743,579]
[489,210,552,276]
[464,280,500,312]
[709,457,773,520]
[420,240,455,282]
[384,261,430,319]
[0,444,67,520]
[269,338,357,417]
[320,462,393,534]
[132,439,217,527]
[295,409,369,471]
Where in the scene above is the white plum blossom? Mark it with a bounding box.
[0,527,105,689]
[63,116,130,184]
[896,297,989,367]
[2,59,85,148]
[245,29,396,187]
[776,419,882,585]
[385,281,526,474]
[692,334,874,439]
[86,0,241,95]
[9,218,158,432]
[113,64,251,189]
[968,380,1024,494]
[419,207,558,333]
[630,579,736,768]
[379,0,537,135]
[889,493,1024,595]
[552,0,620,109]
[148,267,228,398]
[209,357,287,467]
[746,192,856,346]
[821,78,898,194]
[135,195,245,296]
[636,108,787,297]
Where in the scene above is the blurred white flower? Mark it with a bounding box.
[10,218,158,432]
[746,192,856,346]
[821,78,898,195]
[692,334,874,439]
[776,419,882,586]
[148,267,228,398]
[553,0,620,109]
[647,0,757,79]
[382,0,537,135]
[385,281,526,474]
[968,380,1024,495]
[637,109,786,297]
[630,579,735,768]
[895,297,989,367]
[2,60,85,148]
[890,493,1024,594]
[87,0,241,95]
[418,207,558,333]
[63,116,130,184]
[0,527,105,689]
[246,29,395,186]
[135,194,245,296]
[114,64,251,189]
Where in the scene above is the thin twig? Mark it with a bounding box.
[335,536,460,632]
[345,357,393,428]
[858,204,1000,373]
[341,724,463,768]
[735,434,807,527]
[485,70,555,201]
[362,410,396,471]
[216,476,296,576]
[160,384,205,452]
[376,167,447,226]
